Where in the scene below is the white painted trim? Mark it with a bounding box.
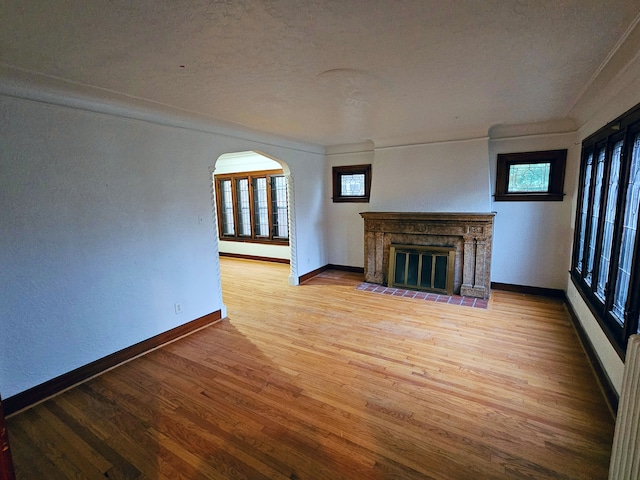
[325,141,375,155]
[567,11,640,116]
[0,64,324,156]
[565,280,624,395]
[208,166,228,319]
[489,131,579,143]
[287,173,299,286]
[374,136,490,151]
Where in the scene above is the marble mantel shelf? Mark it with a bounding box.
[359,212,496,299]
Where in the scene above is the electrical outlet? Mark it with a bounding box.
[174,303,183,314]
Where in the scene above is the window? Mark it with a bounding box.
[495,150,567,201]
[571,103,640,356]
[215,169,289,244]
[332,164,372,203]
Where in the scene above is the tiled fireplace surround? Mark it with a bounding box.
[359,212,495,299]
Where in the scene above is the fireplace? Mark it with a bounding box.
[360,212,495,299]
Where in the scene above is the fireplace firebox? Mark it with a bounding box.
[389,244,455,295]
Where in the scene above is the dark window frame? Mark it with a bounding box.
[214,169,289,245]
[495,149,567,201]
[571,102,640,358]
[332,164,372,203]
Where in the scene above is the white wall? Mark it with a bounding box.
[0,92,326,398]
[218,241,290,260]
[566,282,624,393]
[214,152,290,261]
[370,138,492,212]
[326,138,492,268]
[325,145,375,267]
[489,133,579,289]
[289,153,328,277]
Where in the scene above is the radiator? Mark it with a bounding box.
[609,334,640,480]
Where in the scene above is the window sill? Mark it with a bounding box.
[219,237,289,246]
[570,273,625,359]
[494,193,564,202]
[332,196,370,203]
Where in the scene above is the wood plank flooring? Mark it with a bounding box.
[6,258,615,479]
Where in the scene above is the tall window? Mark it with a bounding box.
[572,103,640,356]
[215,169,289,244]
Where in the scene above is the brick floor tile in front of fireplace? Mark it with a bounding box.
[355,282,489,309]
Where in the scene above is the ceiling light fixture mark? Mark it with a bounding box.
[317,68,393,108]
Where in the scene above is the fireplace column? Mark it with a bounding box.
[365,230,384,284]
[461,235,476,296]
[461,234,490,298]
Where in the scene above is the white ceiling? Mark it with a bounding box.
[2,1,640,147]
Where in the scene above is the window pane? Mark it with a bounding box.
[434,255,448,290]
[611,134,640,324]
[407,253,419,286]
[394,252,406,284]
[576,153,594,273]
[253,177,269,236]
[220,179,235,235]
[507,162,551,192]
[341,173,366,196]
[586,149,606,285]
[596,140,623,300]
[271,176,288,238]
[236,178,251,236]
[420,255,433,288]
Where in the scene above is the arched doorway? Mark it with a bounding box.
[210,151,298,287]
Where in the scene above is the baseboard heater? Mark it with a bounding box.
[609,334,640,479]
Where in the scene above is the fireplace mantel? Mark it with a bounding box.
[360,212,495,299]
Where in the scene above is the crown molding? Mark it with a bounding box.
[569,12,640,132]
[488,118,577,140]
[0,64,325,156]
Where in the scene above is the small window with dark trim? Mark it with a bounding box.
[495,150,567,201]
[332,164,372,203]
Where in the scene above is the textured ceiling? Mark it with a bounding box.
[2,0,640,147]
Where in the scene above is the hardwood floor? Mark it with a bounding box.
[7,258,614,479]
